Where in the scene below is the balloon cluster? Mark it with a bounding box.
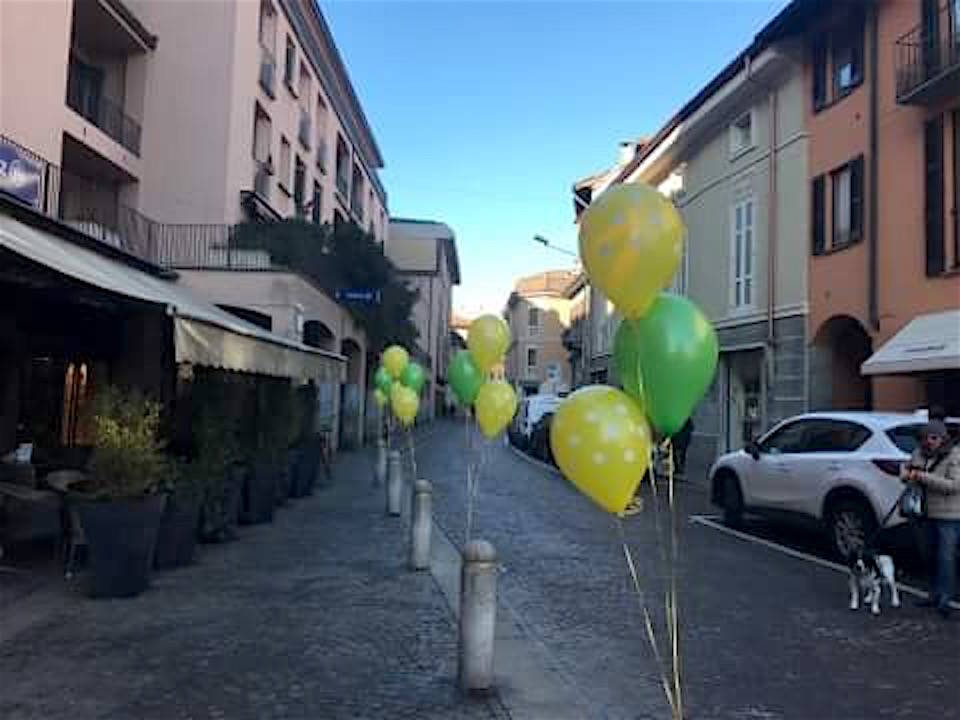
[373,345,426,426]
[448,315,518,439]
[551,183,719,514]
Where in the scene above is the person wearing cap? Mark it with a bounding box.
[903,419,960,618]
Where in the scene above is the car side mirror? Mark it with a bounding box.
[746,441,761,460]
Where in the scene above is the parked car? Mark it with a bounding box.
[510,394,562,450]
[529,412,555,466]
[709,411,960,559]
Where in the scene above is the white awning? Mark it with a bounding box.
[861,310,960,376]
[0,212,344,382]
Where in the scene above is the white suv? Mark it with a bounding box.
[709,411,959,558]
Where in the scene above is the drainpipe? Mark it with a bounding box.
[868,3,880,332]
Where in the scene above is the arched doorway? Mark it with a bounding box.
[339,338,363,448]
[812,315,873,410]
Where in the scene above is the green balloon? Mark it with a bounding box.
[448,350,484,406]
[635,293,718,436]
[374,366,393,394]
[612,319,644,404]
[400,361,427,394]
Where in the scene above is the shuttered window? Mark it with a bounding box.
[953,110,959,269]
[850,155,864,243]
[812,175,826,255]
[812,41,827,110]
[925,114,945,276]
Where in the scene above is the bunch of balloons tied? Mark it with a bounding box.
[372,345,427,427]
[550,183,719,515]
[447,315,518,439]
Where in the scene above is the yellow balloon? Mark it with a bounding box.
[468,315,511,373]
[474,381,518,439]
[390,383,419,426]
[382,345,409,379]
[373,388,388,408]
[550,385,652,514]
[578,183,684,319]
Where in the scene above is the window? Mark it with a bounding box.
[298,64,311,109]
[812,40,827,110]
[335,135,350,197]
[811,175,826,255]
[526,347,538,371]
[252,103,271,164]
[729,111,753,157]
[279,136,291,194]
[926,114,946,275]
[731,197,755,309]
[832,31,862,97]
[293,156,306,215]
[811,12,864,111]
[802,420,871,453]
[311,180,322,223]
[315,95,328,171]
[351,163,364,219]
[830,155,864,250]
[284,36,296,90]
[528,307,540,335]
[759,421,810,454]
[258,0,276,53]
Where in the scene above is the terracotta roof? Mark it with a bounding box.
[513,270,580,297]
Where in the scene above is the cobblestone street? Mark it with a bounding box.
[416,420,960,720]
[0,449,502,720]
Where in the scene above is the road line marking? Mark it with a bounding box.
[688,514,960,609]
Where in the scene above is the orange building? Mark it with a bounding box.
[780,0,959,414]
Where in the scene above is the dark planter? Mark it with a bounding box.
[275,455,292,507]
[199,463,244,543]
[290,447,311,498]
[73,494,166,598]
[241,461,275,525]
[155,494,201,569]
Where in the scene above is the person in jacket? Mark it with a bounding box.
[904,420,960,618]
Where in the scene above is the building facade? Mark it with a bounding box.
[503,271,577,396]
[0,0,390,448]
[386,219,460,420]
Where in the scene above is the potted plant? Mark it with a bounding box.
[240,380,276,524]
[290,383,319,498]
[71,386,168,598]
[154,458,203,569]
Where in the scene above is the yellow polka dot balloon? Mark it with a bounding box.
[550,385,653,514]
[578,182,684,319]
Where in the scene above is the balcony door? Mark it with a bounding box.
[67,55,103,124]
[923,0,941,78]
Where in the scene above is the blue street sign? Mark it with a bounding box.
[335,288,382,304]
[0,140,42,209]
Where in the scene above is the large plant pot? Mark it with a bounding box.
[74,494,166,598]
[199,464,244,543]
[155,494,202,569]
[241,461,275,525]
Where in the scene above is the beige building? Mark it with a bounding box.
[503,271,578,396]
[386,219,460,419]
[0,0,389,447]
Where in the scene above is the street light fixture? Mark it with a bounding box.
[532,234,578,258]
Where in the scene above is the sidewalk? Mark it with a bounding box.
[0,449,504,720]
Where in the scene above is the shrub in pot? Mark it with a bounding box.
[154,459,203,569]
[290,383,320,498]
[72,386,168,598]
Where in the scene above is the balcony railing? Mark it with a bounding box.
[298,109,311,149]
[155,224,272,270]
[66,62,142,155]
[259,44,276,98]
[895,2,960,104]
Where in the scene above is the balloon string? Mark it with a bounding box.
[406,427,418,484]
[616,517,678,718]
[667,441,683,720]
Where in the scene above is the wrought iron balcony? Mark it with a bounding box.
[895,2,960,105]
[66,60,142,155]
[155,224,272,270]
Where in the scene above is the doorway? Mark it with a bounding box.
[722,349,764,452]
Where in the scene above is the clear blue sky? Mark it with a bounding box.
[323,0,787,316]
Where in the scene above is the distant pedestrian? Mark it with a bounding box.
[672,418,695,477]
[903,420,960,619]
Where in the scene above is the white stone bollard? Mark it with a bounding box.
[458,539,497,693]
[409,480,432,571]
[386,450,402,516]
[374,439,387,488]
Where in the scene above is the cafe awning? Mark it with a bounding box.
[861,310,960,376]
[0,212,344,382]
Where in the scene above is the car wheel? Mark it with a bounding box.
[718,472,744,529]
[827,497,877,560]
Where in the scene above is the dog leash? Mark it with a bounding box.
[862,488,910,552]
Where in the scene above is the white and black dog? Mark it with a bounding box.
[848,550,901,615]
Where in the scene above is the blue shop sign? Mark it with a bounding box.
[0,140,42,209]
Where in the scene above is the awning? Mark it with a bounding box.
[861,310,960,376]
[0,212,344,382]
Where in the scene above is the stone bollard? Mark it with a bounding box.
[409,480,432,570]
[386,450,402,516]
[374,439,387,488]
[458,539,497,693]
